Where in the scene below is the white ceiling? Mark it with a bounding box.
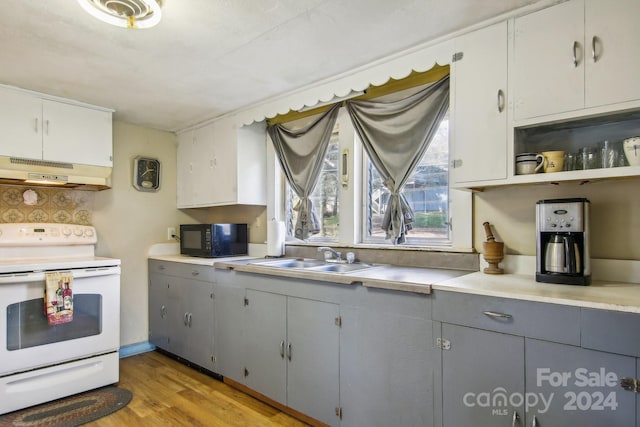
[0,0,541,132]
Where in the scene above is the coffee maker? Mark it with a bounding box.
[536,198,591,285]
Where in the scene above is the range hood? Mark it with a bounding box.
[0,156,111,190]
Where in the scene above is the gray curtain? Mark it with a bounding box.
[346,75,450,244]
[268,104,340,240]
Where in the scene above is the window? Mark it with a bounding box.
[285,126,340,241]
[363,112,450,245]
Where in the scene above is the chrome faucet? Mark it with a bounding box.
[318,246,342,262]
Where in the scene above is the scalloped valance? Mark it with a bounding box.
[231,38,454,126]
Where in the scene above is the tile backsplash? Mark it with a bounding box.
[0,185,94,225]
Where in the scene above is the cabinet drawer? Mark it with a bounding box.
[432,291,580,345]
[581,308,640,357]
[148,259,216,282]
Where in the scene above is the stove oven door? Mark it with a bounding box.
[0,267,120,376]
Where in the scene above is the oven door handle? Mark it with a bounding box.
[0,266,120,283]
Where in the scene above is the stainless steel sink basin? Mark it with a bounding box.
[250,258,378,273]
[250,258,326,269]
[305,262,377,273]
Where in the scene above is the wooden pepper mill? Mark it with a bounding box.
[482,221,504,274]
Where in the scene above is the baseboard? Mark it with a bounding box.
[119,341,156,358]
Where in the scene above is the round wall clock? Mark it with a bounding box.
[133,156,161,192]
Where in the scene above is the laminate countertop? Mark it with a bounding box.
[148,255,640,313]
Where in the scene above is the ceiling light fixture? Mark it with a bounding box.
[77,0,163,29]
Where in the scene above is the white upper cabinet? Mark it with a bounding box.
[0,88,42,159]
[176,119,266,208]
[451,21,508,185]
[513,0,584,121]
[0,86,113,167]
[41,100,113,167]
[584,0,640,108]
[513,0,640,122]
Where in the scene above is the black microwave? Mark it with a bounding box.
[180,224,248,258]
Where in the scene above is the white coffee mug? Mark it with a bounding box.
[515,153,543,175]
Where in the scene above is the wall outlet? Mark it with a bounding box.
[167,227,176,240]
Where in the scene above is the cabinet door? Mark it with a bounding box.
[191,123,217,206]
[182,279,215,370]
[42,100,112,167]
[176,130,195,208]
[585,0,640,108]
[525,339,635,426]
[243,289,287,404]
[209,120,238,205]
[340,295,435,427]
[287,296,340,427]
[513,0,584,120]
[212,278,246,381]
[148,273,170,350]
[442,324,525,426]
[452,21,508,183]
[0,88,42,159]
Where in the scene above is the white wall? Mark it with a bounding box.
[93,121,195,347]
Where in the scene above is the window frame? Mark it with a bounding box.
[268,69,472,252]
[359,115,452,247]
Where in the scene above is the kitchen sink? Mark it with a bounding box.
[250,258,378,273]
[305,262,377,273]
[250,258,326,269]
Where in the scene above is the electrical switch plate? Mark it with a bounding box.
[167,227,176,240]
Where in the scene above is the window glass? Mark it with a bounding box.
[285,129,340,241]
[363,112,450,245]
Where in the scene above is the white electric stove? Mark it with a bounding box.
[0,223,121,414]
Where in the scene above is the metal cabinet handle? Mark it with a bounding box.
[280,340,285,359]
[532,415,538,427]
[287,342,292,361]
[183,312,189,326]
[621,377,640,392]
[45,119,50,135]
[497,89,505,113]
[572,41,579,67]
[158,265,165,270]
[483,310,513,319]
[591,35,598,62]
[191,270,200,276]
[160,305,166,318]
[188,313,193,327]
[512,411,520,427]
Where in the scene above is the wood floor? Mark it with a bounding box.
[86,351,309,426]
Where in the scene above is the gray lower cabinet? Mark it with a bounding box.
[148,270,170,348]
[148,260,215,371]
[435,290,640,427]
[525,338,635,426]
[212,270,245,382]
[169,277,215,370]
[441,324,525,426]
[340,287,436,427]
[243,288,340,427]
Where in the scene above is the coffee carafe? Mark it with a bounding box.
[536,198,590,285]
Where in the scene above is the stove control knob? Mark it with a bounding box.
[84,228,95,237]
[62,227,72,236]
[73,228,83,237]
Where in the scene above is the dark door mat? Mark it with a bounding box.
[0,386,132,426]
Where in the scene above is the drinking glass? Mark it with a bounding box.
[600,140,619,168]
[581,147,598,169]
